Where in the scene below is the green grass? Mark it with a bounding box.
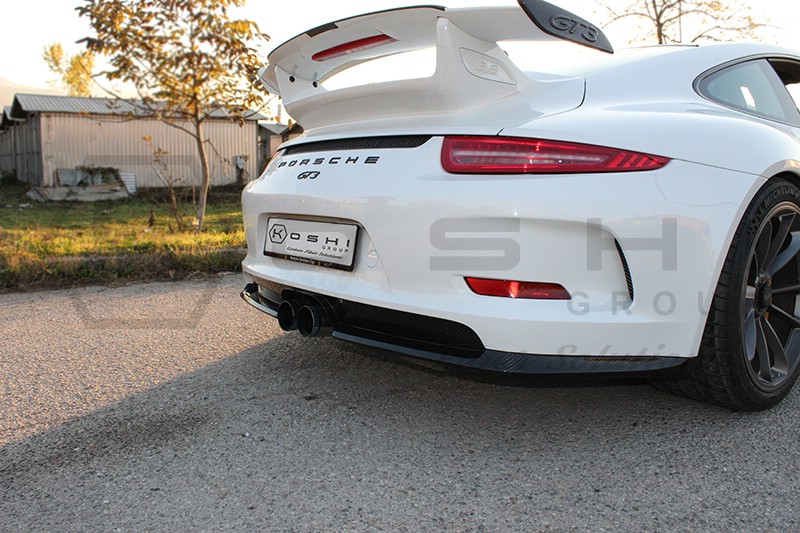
[0,184,246,290]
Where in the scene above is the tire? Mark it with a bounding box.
[653,178,800,410]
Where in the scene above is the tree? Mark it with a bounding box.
[77,0,269,231]
[601,0,765,45]
[43,43,95,96]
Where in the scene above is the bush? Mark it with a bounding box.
[75,165,120,185]
[0,169,19,186]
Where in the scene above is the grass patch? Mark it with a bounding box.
[0,183,246,290]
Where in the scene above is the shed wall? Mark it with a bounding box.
[38,114,259,188]
[0,129,14,175]
[0,116,43,184]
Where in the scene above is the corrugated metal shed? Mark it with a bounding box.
[11,94,267,121]
[0,94,268,188]
[41,114,260,188]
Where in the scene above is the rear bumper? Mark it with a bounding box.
[242,135,767,358]
[241,281,690,376]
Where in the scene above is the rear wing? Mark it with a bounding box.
[259,0,612,130]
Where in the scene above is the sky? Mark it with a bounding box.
[1,0,799,89]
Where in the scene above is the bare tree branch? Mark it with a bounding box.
[597,0,767,45]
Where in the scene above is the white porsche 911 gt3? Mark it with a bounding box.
[241,0,800,410]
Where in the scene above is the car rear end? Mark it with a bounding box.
[241,1,762,374]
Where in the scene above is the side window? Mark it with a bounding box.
[788,84,800,110]
[770,59,800,114]
[698,59,800,126]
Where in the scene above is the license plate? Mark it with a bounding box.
[264,218,359,271]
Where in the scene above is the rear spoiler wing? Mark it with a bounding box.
[259,0,612,129]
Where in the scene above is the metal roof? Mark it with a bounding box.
[10,93,266,121]
[1,105,23,128]
[259,122,290,135]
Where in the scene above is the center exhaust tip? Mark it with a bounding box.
[298,304,330,337]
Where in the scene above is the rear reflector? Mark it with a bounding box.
[442,136,670,174]
[465,277,571,300]
[312,34,398,62]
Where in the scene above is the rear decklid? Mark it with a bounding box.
[259,0,613,134]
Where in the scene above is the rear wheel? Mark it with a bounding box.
[654,179,800,410]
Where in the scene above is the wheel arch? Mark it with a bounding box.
[768,169,800,189]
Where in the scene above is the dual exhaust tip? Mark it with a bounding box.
[277,300,332,337]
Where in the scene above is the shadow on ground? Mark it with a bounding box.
[1,333,798,531]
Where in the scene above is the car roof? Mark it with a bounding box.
[513,42,800,81]
[514,42,800,106]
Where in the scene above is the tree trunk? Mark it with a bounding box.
[194,119,211,232]
[656,17,665,44]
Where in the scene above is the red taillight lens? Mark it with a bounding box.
[312,34,398,62]
[442,136,669,174]
[465,278,571,300]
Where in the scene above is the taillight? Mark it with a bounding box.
[312,34,397,62]
[465,277,571,300]
[442,136,669,174]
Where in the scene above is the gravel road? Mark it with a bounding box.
[1,275,798,531]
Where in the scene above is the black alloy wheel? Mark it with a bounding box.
[652,179,800,410]
[741,202,800,392]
